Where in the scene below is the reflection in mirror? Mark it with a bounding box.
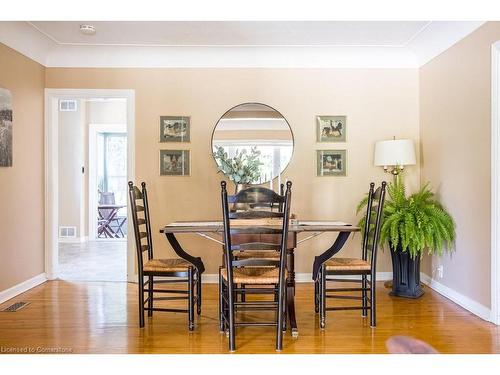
[212,103,294,186]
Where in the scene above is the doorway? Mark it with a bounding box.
[45,89,136,283]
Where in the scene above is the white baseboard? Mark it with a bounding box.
[0,273,47,305]
[420,273,491,322]
[201,272,393,284]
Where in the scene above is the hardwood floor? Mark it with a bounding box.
[0,280,498,354]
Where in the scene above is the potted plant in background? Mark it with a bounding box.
[213,145,263,192]
[357,178,456,298]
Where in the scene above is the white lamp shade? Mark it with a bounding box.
[374,139,416,167]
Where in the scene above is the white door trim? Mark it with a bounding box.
[44,89,136,283]
[491,41,500,325]
[88,123,127,241]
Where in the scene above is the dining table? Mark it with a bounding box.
[160,220,359,337]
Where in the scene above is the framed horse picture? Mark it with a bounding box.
[316,150,347,177]
[316,115,347,143]
[159,149,190,176]
[160,116,190,142]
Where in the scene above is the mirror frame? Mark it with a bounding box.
[210,102,295,186]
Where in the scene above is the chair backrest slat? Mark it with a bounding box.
[230,232,297,251]
[98,191,116,219]
[231,243,281,251]
[230,210,283,219]
[128,181,154,272]
[227,187,285,205]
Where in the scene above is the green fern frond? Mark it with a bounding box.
[355,177,456,259]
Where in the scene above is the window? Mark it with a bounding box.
[97,132,127,215]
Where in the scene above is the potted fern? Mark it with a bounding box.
[357,179,455,298]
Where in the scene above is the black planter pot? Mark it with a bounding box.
[389,243,424,298]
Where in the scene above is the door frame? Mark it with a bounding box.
[88,123,127,241]
[491,41,500,325]
[44,89,136,282]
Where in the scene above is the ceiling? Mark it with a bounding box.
[29,21,430,46]
[0,21,485,68]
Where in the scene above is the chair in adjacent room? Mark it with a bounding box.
[98,190,127,238]
[219,181,292,351]
[128,181,202,330]
[315,181,386,328]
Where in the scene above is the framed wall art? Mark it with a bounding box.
[316,115,346,143]
[0,88,13,167]
[160,116,190,142]
[159,149,190,176]
[316,149,347,177]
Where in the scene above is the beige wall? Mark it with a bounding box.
[0,43,45,291]
[46,68,420,275]
[420,22,500,308]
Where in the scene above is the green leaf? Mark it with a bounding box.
[355,176,456,259]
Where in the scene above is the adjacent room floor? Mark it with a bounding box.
[58,241,127,282]
[0,281,498,354]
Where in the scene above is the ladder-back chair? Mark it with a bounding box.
[128,181,201,330]
[316,181,386,328]
[219,181,292,351]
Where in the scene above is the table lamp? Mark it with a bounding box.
[374,138,416,179]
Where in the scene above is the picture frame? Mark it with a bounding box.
[0,88,13,167]
[159,116,190,142]
[159,150,190,176]
[316,150,347,177]
[316,115,347,143]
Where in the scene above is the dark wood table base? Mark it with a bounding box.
[161,222,358,338]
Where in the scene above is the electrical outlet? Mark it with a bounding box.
[437,265,444,279]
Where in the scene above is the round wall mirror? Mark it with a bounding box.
[212,103,294,185]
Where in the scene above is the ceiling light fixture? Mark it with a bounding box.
[79,24,96,35]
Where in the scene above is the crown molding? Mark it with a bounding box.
[44,44,419,68]
[0,21,486,69]
[0,21,54,65]
[407,21,485,66]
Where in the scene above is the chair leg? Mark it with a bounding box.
[314,279,319,313]
[196,271,202,315]
[361,274,367,318]
[138,274,145,328]
[276,280,285,351]
[147,276,153,317]
[188,267,194,331]
[228,281,236,352]
[319,265,326,329]
[282,285,288,332]
[370,273,376,327]
[218,268,224,332]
